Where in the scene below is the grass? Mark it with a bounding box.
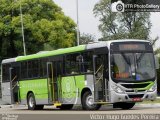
[137,98,160,104]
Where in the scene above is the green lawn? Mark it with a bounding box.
[137,98,160,104]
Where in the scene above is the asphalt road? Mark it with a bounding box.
[1,104,160,114]
[1,104,160,120]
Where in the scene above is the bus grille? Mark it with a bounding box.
[121,83,150,89]
[125,90,146,92]
[128,94,144,98]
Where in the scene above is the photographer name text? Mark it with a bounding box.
[90,114,159,120]
[125,4,160,9]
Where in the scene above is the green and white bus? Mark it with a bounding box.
[1,39,159,110]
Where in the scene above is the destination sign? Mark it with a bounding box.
[119,44,146,51]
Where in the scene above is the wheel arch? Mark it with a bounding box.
[81,87,92,101]
[26,91,35,102]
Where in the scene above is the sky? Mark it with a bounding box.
[53,0,160,48]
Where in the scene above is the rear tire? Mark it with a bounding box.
[82,91,101,110]
[27,93,44,110]
[59,104,73,110]
[113,102,135,110]
[27,93,36,110]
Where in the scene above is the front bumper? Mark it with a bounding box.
[110,90,157,103]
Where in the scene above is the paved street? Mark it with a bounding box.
[1,104,160,114]
[1,96,160,120]
[1,104,160,120]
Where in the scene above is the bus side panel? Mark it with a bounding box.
[19,79,48,105]
[1,82,12,104]
[74,75,86,104]
[60,75,85,104]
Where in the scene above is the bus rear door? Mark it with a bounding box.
[10,65,20,104]
[47,62,59,104]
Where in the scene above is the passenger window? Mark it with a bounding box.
[65,54,79,74]
[2,64,11,82]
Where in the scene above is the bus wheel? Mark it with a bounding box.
[82,91,101,110]
[58,104,73,110]
[113,102,135,110]
[27,93,37,110]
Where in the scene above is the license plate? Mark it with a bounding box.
[132,98,142,102]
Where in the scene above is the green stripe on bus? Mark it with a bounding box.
[16,45,86,61]
[131,81,154,90]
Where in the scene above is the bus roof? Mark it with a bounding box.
[16,45,86,62]
[2,39,150,63]
[2,58,16,64]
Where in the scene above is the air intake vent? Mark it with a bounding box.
[121,83,150,89]
[128,94,144,98]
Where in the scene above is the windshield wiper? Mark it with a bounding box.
[136,52,145,63]
[121,52,131,65]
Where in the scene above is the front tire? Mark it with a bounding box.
[82,91,101,110]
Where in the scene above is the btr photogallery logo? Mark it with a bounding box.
[111,0,125,12]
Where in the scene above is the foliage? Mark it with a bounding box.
[93,0,151,41]
[0,0,76,61]
[79,33,96,45]
[155,48,160,55]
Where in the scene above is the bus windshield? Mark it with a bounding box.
[111,53,156,81]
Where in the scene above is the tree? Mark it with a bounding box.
[155,48,160,55]
[0,0,76,61]
[80,33,96,45]
[93,0,151,41]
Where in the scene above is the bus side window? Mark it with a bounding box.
[82,52,93,73]
[56,61,63,76]
[32,60,39,78]
[21,62,28,79]
[65,55,72,74]
[76,54,84,73]
[39,59,47,78]
[65,54,79,75]
[2,64,6,81]
[28,61,32,78]
[65,52,93,75]
[2,64,11,82]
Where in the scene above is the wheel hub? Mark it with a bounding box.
[86,95,94,106]
[29,97,34,107]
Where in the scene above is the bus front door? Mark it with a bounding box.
[10,66,20,104]
[93,54,108,102]
[47,62,59,104]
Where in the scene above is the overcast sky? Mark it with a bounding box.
[54,0,160,48]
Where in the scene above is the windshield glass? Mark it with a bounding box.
[111,53,155,81]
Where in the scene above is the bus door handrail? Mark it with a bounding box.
[95,74,103,84]
[95,65,103,75]
[12,82,18,90]
[11,75,17,83]
[95,64,104,84]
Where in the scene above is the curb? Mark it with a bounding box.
[0,105,14,108]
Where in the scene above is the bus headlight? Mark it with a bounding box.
[148,83,157,92]
[112,85,124,94]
